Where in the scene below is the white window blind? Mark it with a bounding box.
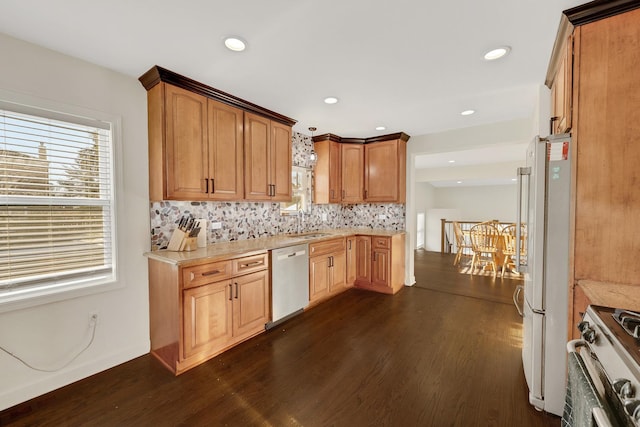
[0,106,115,293]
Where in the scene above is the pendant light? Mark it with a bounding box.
[308,127,318,167]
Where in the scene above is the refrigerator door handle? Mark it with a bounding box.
[516,166,531,273]
[513,285,524,317]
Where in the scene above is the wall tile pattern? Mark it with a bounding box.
[149,132,405,249]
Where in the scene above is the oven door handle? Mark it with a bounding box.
[567,339,588,353]
[592,407,614,427]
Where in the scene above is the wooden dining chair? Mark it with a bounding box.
[500,224,527,278]
[468,222,502,276]
[453,221,473,266]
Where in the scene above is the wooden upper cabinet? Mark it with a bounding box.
[341,144,364,203]
[160,84,209,200]
[312,133,408,204]
[313,140,342,204]
[139,66,296,202]
[244,112,292,201]
[550,34,573,135]
[207,99,244,200]
[147,83,244,201]
[364,139,406,202]
[271,121,293,201]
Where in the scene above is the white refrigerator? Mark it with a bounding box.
[514,133,571,416]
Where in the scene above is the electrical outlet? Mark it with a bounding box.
[211,222,222,230]
[321,213,328,221]
[378,214,387,220]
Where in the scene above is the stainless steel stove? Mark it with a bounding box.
[564,305,640,426]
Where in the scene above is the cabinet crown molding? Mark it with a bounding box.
[563,0,640,26]
[139,65,297,127]
[312,132,410,144]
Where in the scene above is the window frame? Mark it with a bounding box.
[0,90,123,313]
[280,166,312,215]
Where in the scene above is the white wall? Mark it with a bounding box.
[414,181,434,248]
[0,33,150,410]
[434,184,517,222]
[405,118,534,284]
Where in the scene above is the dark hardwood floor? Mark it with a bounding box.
[1,250,560,426]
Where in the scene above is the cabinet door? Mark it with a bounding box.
[345,236,357,285]
[355,236,371,284]
[271,121,292,201]
[329,251,346,294]
[551,35,573,135]
[328,141,342,203]
[232,270,269,339]
[208,99,244,200]
[365,140,399,202]
[573,10,640,285]
[164,84,209,200]
[244,112,271,200]
[371,248,391,288]
[341,144,363,202]
[309,255,331,302]
[183,280,232,359]
[313,140,342,204]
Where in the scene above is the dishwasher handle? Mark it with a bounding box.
[277,250,307,261]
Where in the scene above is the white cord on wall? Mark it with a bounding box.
[0,313,98,373]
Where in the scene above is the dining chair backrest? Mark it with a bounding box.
[453,221,464,246]
[502,224,527,257]
[468,222,501,253]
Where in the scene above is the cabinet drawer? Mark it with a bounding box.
[233,253,268,275]
[310,238,346,257]
[372,236,390,249]
[182,260,233,289]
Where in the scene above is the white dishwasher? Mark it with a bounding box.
[267,243,309,329]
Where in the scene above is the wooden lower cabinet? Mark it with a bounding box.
[355,235,371,284]
[148,253,269,375]
[183,280,232,359]
[354,234,405,294]
[345,236,357,285]
[309,237,347,304]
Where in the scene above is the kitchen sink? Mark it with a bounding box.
[287,232,332,240]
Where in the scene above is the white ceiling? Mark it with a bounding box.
[0,0,584,184]
[415,144,528,169]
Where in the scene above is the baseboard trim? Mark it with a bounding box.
[0,342,149,411]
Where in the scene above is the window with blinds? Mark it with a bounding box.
[0,105,115,295]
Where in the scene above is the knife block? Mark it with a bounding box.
[181,237,198,251]
[167,229,186,251]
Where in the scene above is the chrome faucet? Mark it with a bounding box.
[297,209,304,234]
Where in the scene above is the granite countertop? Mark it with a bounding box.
[145,228,405,266]
[578,279,640,312]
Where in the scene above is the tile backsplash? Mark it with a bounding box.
[149,132,405,249]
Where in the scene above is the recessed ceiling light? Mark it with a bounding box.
[324,97,339,105]
[484,46,511,61]
[375,126,386,131]
[461,109,475,116]
[448,160,456,163]
[512,178,517,181]
[457,181,463,184]
[224,37,246,52]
